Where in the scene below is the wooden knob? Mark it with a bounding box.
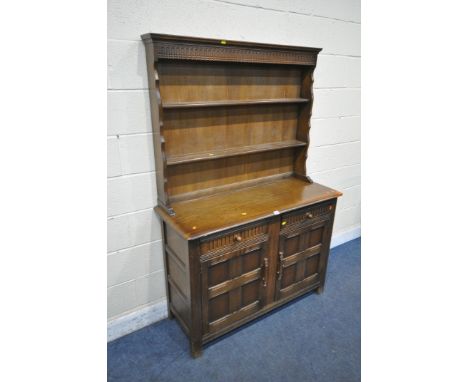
[234,235,242,242]
[306,212,313,219]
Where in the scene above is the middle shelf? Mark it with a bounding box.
[162,98,309,109]
[166,140,307,166]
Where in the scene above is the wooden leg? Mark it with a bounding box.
[316,285,324,294]
[190,341,203,358]
[167,308,174,320]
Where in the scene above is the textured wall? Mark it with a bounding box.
[107,0,360,325]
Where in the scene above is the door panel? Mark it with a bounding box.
[201,240,269,334]
[305,226,324,248]
[284,233,301,257]
[275,218,331,300]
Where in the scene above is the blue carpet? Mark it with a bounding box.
[108,238,360,382]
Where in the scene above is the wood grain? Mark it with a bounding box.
[166,140,306,165]
[166,149,296,198]
[163,98,308,109]
[141,33,341,358]
[163,103,299,158]
[156,178,341,240]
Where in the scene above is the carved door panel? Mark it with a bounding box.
[275,218,331,301]
[200,239,269,335]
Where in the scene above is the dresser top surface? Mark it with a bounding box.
[156,177,342,240]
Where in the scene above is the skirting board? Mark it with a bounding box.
[107,299,168,342]
[331,224,361,249]
[107,225,361,342]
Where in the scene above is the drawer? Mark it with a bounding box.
[200,222,269,255]
[281,201,334,229]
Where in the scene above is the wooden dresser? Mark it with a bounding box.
[141,33,342,357]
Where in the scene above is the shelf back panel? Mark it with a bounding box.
[159,61,303,102]
[166,149,295,199]
[164,104,298,157]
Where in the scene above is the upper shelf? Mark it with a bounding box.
[166,140,307,166]
[162,98,309,109]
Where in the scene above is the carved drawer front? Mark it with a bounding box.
[280,201,334,229]
[200,223,269,255]
[200,237,269,335]
[276,217,331,301]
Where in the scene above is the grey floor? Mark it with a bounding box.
[108,238,361,382]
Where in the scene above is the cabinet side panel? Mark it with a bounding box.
[142,40,173,214]
[164,223,191,331]
[317,198,338,291]
[294,66,316,181]
[166,225,189,265]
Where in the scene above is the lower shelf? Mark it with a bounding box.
[162,98,310,109]
[166,140,307,165]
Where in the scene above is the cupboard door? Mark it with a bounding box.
[275,217,331,300]
[200,239,269,335]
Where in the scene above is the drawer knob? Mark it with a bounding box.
[306,212,313,219]
[234,235,242,242]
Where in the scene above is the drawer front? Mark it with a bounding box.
[280,201,334,229]
[200,222,269,255]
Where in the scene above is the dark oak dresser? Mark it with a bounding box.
[141,33,342,357]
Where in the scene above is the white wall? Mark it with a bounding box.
[107,0,361,339]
